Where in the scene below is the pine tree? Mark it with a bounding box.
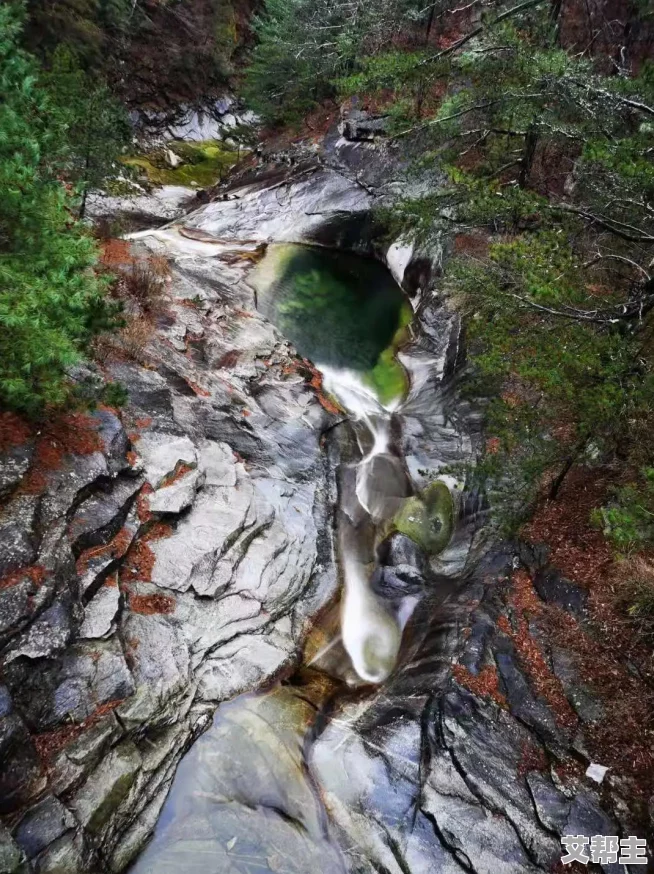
[0,3,118,413]
[44,45,130,216]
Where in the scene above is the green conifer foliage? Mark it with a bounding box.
[0,4,118,413]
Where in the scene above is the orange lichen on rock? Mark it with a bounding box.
[136,483,154,523]
[133,417,153,430]
[129,593,176,615]
[143,522,173,542]
[100,239,133,269]
[119,522,172,585]
[501,572,578,730]
[76,527,133,575]
[184,378,210,397]
[301,359,342,415]
[521,469,612,590]
[0,565,47,591]
[119,539,156,584]
[452,663,507,709]
[516,740,548,777]
[160,463,194,488]
[33,698,124,765]
[0,412,32,453]
[19,413,104,495]
[216,349,239,369]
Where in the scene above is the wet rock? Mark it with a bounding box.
[7,640,133,731]
[70,740,142,834]
[55,641,134,723]
[371,563,425,597]
[494,642,565,747]
[67,714,122,768]
[423,783,540,874]
[131,683,345,874]
[357,452,411,522]
[518,541,551,572]
[381,531,429,571]
[441,689,561,868]
[14,797,75,860]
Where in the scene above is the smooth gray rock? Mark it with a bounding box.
[79,585,121,639]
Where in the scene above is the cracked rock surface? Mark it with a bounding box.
[0,115,646,874]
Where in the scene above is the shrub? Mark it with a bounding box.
[122,259,169,313]
[593,469,654,551]
[611,555,654,642]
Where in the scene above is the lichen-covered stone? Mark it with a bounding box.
[393,480,454,554]
[0,824,22,874]
[71,740,142,834]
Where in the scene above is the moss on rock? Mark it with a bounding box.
[121,140,240,189]
[393,480,454,554]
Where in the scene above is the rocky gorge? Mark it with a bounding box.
[0,109,650,874]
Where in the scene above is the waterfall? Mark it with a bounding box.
[319,365,405,684]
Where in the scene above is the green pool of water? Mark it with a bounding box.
[251,244,411,406]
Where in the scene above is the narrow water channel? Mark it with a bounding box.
[253,244,416,683]
[130,244,453,874]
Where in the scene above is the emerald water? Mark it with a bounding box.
[251,244,411,406]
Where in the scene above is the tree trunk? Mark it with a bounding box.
[518,125,538,189]
[79,185,88,220]
[424,3,437,45]
[548,437,588,500]
[549,0,563,43]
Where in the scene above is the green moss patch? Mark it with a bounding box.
[364,300,413,406]
[393,480,455,554]
[121,140,240,188]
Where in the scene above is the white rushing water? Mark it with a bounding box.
[320,365,405,684]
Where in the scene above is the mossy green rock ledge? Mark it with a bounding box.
[393,481,455,555]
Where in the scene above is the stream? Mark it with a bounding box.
[130,243,456,873]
